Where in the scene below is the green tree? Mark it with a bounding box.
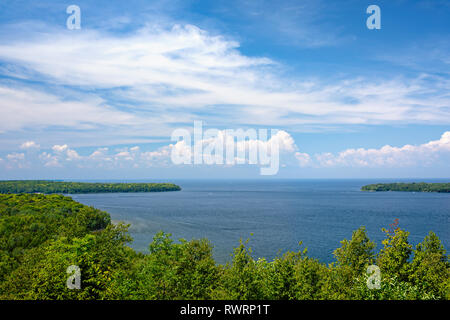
[376,226,412,282]
[409,231,449,299]
[0,223,132,300]
[293,256,329,299]
[262,250,302,299]
[112,232,218,300]
[212,239,266,300]
[333,226,376,276]
[324,227,377,299]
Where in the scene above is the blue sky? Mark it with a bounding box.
[0,0,449,179]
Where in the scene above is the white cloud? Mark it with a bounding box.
[169,129,297,166]
[89,148,111,160]
[7,152,25,161]
[66,149,81,161]
[52,144,68,153]
[20,141,40,149]
[0,24,272,89]
[295,152,312,167]
[36,144,82,167]
[2,132,450,171]
[5,152,27,169]
[0,85,139,134]
[0,23,448,150]
[1,129,299,169]
[272,130,297,153]
[300,131,450,168]
[39,152,61,168]
[115,151,134,161]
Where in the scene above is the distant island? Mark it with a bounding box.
[361,182,450,193]
[0,180,181,194]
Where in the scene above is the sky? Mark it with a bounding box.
[0,0,449,179]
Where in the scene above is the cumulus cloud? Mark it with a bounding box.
[297,131,450,168]
[52,144,68,153]
[1,132,450,171]
[37,144,82,167]
[295,152,312,167]
[66,149,81,161]
[5,152,27,169]
[39,152,61,168]
[1,130,299,170]
[170,129,297,166]
[114,151,134,161]
[20,141,40,149]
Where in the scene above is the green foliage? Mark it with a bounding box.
[354,274,434,300]
[320,227,377,299]
[333,227,376,276]
[0,194,110,283]
[0,180,181,194]
[0,194,448,300]
[1,224,133,300]
[291,256,329,299]
[212,239,267,299]
[409,231,449,299]
[262,251,302,299]
[110,231,219,300]
[361,182,450,193]
[377,226,412,281]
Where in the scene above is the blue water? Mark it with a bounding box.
[70,179,450,264]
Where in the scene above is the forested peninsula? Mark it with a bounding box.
[0,180,181,194]
[361,182,450,193]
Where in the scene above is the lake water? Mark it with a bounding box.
[70,179,450,264]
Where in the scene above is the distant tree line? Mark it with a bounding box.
[361,182,450,193]
[0,180,181,194]
[0,193,448,300]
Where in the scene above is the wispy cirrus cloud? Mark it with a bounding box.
[0,85,138,131]
[0,23,448,143]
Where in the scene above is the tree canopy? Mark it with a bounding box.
[361,182,450,193]
[0,193,448,300]
[0,180,181,194]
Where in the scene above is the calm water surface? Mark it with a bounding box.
[70,179,450,264]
